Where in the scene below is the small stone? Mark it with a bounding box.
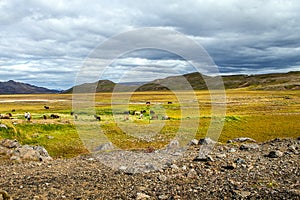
[267,150,283,158]
[136,192,150,200]
[170,164,179,170]
[187,169,198,178]
[235,158,245,164]
[1,139,21,148]
[119,166,127,171]
[167,140,180,149]
[0,124,8,129]
[94,142,114,151]
[182,165,187,170]
[228,148,236,153]
[222,162,236,170]
[47,135,54,139]
[189,139,198,145]
[240,143,259,151]
[230,137,256,143]
[158,194,169,200]
[158,174,167,181]
[216,153,226,158]
[198,137,216,145]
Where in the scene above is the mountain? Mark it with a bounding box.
[64,71,300,93]
[0,80,59,94]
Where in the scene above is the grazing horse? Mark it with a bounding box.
[11,109,16,112]
[0,114,10,119]
[167,101,172,104]
[94,115,101,121]
[43,115,47,120]
[151,115,158,120]
[50,114,60,119]
[44,106,50,109]
[162,115,170,120]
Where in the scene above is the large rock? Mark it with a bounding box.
[0,139,52,162]
[12,145,52,161]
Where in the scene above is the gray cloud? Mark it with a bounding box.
[0,0,299,89]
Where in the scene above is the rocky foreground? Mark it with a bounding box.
[0,137,299,200]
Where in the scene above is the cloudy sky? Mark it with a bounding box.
[0,0,300,89]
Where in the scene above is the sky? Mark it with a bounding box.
[0,0,300,89]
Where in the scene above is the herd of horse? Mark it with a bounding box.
[0,101,172,122]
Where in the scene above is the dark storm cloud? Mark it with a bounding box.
[0,0,299,89]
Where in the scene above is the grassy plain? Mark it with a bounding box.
[0,90,299,158]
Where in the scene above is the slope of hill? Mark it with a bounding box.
[64,71,300,93]
[0,80,59,94]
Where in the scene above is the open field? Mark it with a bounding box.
[0,90,299,158]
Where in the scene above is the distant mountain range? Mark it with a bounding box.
[64,71,300,93]
[0,80,59,94]
[1,71,299,94]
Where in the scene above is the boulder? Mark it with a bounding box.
[12,145,52,161]
[189,139,198,145]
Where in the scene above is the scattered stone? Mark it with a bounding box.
[198,137,216,145]
[240,143,259,151]
[47,135,54,139]
[228,148,237,153]
[94,142,114,151]
[233,190,251,198]
[193,154,214,162]
[0,124,8,129]
[189,139,198,145]
[187,169,198,178]
[158,174,167,181]
[158,194,169,200]
[228,137,256,143]
[235,158,245,164]
[166,140,180,149]
[216,153,226,158]
[267,150,283,158]
[288,145,298,154]
[1,139,21,148]
[136,192,150,200]
[170,164,179,170]
[222,162,237,170]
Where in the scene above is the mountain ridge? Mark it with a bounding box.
[0,80,59,94]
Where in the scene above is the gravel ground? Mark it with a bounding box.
[0,138,299,200]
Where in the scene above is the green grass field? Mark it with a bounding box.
[0,90,299,158]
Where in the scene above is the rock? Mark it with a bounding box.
[193,154,214,162]
[47,135,54,139]
[189,139,198,145]
[198,137,216,145]
[166,139,180,149]
[1,139,21,149]
[240,143,259,151]
[235,158,245,164]
[158,194,169,200]
[158,174,167,181]
[136,192,150,200]
[229,137,256,143]
[216,153,226,158]
[12,145,52,161]
[119,166,127,171]
[233,190,251,198]
[228,148,237,153]
[94,142,114,151]
[288,145,298,154]
[170,164,179,170]
[267,150,283,158]
[222,162,237,170]
[0,124,8,129]
[187,169,198,178]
